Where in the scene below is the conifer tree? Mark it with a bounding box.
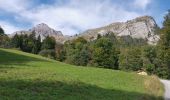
[157,10,170,79]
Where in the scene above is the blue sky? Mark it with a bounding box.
[0,0,169,35]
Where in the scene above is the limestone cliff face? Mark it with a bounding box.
[79,16,160,45]
[12,23,66,43]
[30,23,67,43]
[30,23,63,39]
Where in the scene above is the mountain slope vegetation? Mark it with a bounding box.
[0,48,163,100]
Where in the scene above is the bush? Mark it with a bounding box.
[41,36,56,50]
[0,35,11,48]
[64,37,90,66]
[145,64,155,75]
[119,47,143,71]
[39,49,56,59]
[92,37,119,69]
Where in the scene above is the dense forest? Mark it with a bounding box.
[0,11,170,79]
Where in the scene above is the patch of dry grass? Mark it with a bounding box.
[144,75,164,100]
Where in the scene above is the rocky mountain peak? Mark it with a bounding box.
[36,23,49,27]
[31,23,63,37]
[33,23,55,32]
[127,16,154,22]
[78,16,159,45]
[11,23,66,43]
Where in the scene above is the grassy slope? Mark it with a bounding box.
[0,48,164,100]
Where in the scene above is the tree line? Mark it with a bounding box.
[0,11,170,79]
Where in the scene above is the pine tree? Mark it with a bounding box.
[157,10,170,79]
[160,10,170,49]
[11,34,21,48]
[119,47,143,71]
[37,35,42,52]
[41,36,56,50]
[0,27,5,36]
[32,35,41,54]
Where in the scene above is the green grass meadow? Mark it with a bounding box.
[0,48,164,100]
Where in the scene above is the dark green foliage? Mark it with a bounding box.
[21,34,35,52]
[92,37,119,69]
[156,10,170,79]
[32,35,41,54]
[73,37,87,44]
[9,32,57,59]
[55,42,66,61]
[142,46,157,74]
[78,47,90,66]
[0,27,11,48]
[119,47,143,71]
[119,36,147,47]
[56,50,66,62]
[97,34,102,39]
[11,33,42,54]
[155,50,170,79]
[0,27,4,35]
[11,34,21,48]
[64,37,90,66]
[145,64,155,74]
[160,10,170,48]
[41,36,56,50]
[63,32,145,70]
[143,46,157,63]
[0,35,10,48]
[104,31,118,44]
[39,49,56,59]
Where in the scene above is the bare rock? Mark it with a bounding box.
[79,16,160,45]
[11,23,67,43]
[137,71,148,76]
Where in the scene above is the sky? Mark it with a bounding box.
[0,0,169,35]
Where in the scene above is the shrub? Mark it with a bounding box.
[39,49,56,59]
[145,64,155,75]
[92,37,119,69]
[119,47,143,71]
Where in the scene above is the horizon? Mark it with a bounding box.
[0,0,169,35]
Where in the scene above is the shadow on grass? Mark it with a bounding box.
[0,49,47,67]
[0,80,163,100]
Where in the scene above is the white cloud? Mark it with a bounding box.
[0,0,149,35]
[0,21,22,34]
[0,0,29,13]
[133,0,152,9]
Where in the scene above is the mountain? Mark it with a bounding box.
[11,16,160,44]
[30,23,63,37]
[11,23,67,43]
[77,16,160,45]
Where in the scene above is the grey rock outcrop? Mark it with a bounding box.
[78,16,160,45]
[11,23,66,43]
[30,23,63,41]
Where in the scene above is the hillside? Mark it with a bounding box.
[0,48,164,100]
